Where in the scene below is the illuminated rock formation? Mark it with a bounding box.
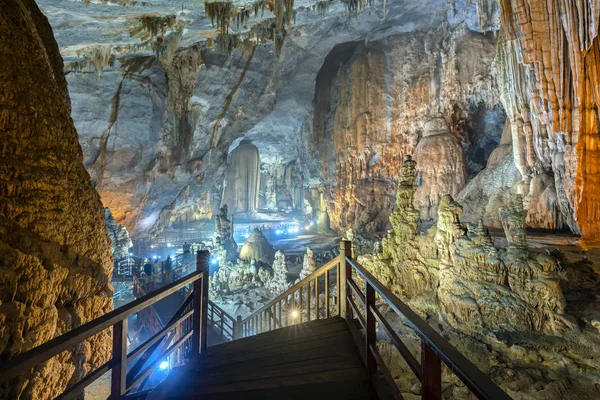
[362,158,566,334]
[414,117,468,220]
[266,250,291,296]
[104,208,133,261]
[213,205,237,263]
[312,27,502,233]
[221,141,261,215]
[0,1,113,397]
[239,228,276,266]
[298,247,317,281]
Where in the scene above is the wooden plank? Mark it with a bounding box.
[156,366,369,396]
[172,378,378,400]
[200,333,358,370]
[207,319,347,356]
[205,328,352,362]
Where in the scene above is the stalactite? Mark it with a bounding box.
[205,1,235,34]
[129,14,178,40]
[65,45,115,78]
[491,0,600,239]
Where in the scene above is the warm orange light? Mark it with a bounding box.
[291,310,299,319]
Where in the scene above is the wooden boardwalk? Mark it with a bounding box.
[147,317,380,399]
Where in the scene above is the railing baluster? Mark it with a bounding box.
[325,269,330,318]
[315,275,320,320]
[110,319,127,399]
[421,342,442,400]
[341,240,352,320]
[278,300,282,328]
[307,280,312,321]
[365,282,376,374]
[298,287,303,323]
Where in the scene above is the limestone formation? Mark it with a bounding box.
[298,247,317,281]
[0,1,113,397]
[214,205,238,263]
[239,228,276,266]
[221,141,261,215]
[414,117,468,220]
[104,208,133,261]
[266,251,291,296]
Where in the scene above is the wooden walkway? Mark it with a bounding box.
[147,317,380,399]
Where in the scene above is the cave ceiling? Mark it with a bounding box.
[39,0,489,162]
[37,0,499,237]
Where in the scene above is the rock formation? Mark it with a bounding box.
[239,228,276,266]
[266,251,291,296]
[357,157,600,397]
[298,247,317,281]
[414,117,468,220]
[0,1,113,397]
[104,208,133,262]
[213,205,237,263]
[221,141,261,215]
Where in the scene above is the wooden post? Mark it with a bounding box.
[340,240,352,320]
[421,342,442,400]
[199,250,209,355]
[192,250,209,358]
[365,282,376,373]
[234,315,242,339]
[110,319,127,399]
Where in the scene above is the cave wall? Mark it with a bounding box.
[309,25,505,233]
[489,0,600,240]
[0,0,113,397]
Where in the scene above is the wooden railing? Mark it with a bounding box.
[239,241,511,400]
[239,256,341,337]
[208,301,240,341]
[0,250,211,400]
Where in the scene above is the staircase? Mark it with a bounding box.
[147,317,381,399]
[0,242,513,400]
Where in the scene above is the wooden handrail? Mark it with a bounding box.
[240,256,340,326]
[0,250,211,400]
[344,254,512,400]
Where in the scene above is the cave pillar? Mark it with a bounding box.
[221,142,261,214]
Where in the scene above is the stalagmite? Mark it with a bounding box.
[414,116,468,220]
[239,228,276,266]
[221,141,261,215]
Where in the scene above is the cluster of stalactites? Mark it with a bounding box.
[65,45,115,78]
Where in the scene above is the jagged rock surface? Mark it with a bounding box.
[359,158,600,397]
[104,208,133,261]
[0,1,113,397]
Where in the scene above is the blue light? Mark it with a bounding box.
[159,361,169,370]
[276,229,283,235]
[211,258,217,264]
[244,233,250,238]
